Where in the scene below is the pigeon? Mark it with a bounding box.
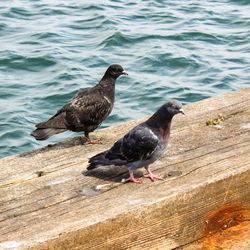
[88,100,185,183]
[31,64,128,144]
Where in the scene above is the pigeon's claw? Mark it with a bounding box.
[124,171,142,183]
[144,169,163,182]
[85,138,101,145]
[125,176,142,183]
[84,132,102,144]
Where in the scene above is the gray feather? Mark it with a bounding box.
[31,128,66,140]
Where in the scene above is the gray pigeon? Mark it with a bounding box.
[88,100,185,183]
[31,64,128,144]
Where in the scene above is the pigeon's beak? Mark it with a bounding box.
[179,108,185,115]
[122,70,128,75]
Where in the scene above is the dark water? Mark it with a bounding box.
[0,0,249,158]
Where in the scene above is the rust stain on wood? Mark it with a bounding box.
[202,203,248,235]
[198,221,250,249]
[200,203,250,249]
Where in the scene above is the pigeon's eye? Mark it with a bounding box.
[171,104,176,109]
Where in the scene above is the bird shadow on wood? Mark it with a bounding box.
[18,136,87,158]
[82,166,143,183]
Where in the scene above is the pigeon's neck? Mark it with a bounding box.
[146,108,173,139]
[98,78,116,102]
[101,71,118,81]
[99,76,116,86]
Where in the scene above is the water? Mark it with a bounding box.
[0,0,249,158]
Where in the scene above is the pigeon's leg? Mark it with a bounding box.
[84,132,101,144]
[144,166,163,182]
[124,170,142,183]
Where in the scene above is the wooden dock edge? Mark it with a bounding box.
[31,168,249,250]
[0,88,249,249]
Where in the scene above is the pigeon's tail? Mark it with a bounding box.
[87,151,111,170]
[31,128,66,140]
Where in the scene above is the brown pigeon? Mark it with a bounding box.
[31,64,127,144]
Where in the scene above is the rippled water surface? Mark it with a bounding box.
[0,0,249,158]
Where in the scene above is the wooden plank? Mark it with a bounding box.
[0,88,249,249]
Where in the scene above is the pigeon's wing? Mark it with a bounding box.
[64,87,112,128]
[105,124,159,163]
[35,109,67,129]
[36,87,112,129]
[121,124,159,162]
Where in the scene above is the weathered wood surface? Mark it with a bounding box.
[0,88,249,250]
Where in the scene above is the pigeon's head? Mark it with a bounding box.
[105,64,128,79]
[164,100,185,116]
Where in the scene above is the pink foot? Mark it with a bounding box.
[144,169,163,182]
[125,176,142,183]
[123,171,142,183]
[85,138,101,144]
